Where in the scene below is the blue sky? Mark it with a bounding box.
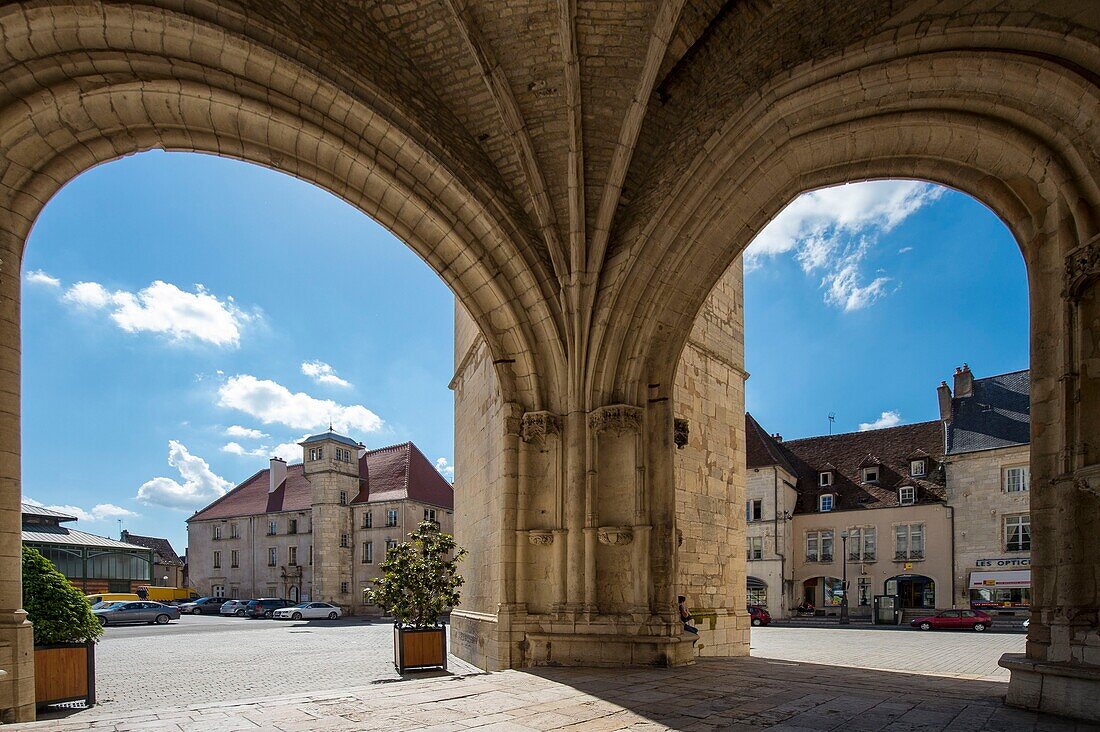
[21,153,1028,557]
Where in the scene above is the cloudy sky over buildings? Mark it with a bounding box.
[21,152,1027,553]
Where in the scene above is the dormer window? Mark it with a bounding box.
[819,494,834,512]
[861,467,879,483]
[910,460,926,477]
[898,486,916,506]
[819,472,833,487]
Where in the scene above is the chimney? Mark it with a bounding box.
[269,457,287,494]
[772,433,783,442]
[954,363,974,399]
[937,381,953,422]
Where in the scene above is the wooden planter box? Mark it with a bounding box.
[394,626,447,673]
[34,642,96,708]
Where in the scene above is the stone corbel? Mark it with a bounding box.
[597,525,634,546]
[521,411,561,443]
[527,529,555,545]
[588,404,643,435]
[1069,464,1100,498]
[1063,233,1100,298]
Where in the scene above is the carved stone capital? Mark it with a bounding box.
[588,404,643,435]
[1064,235,1100,297]
[1071,465,1100,498]
[674,418,689,449]
[597,525,634,546]
[527,529,554,546]
[521,411,561,443]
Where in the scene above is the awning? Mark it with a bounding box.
[969,570,1030,589]
[747,576,767,589]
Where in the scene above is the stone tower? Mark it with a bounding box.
[301,430,361,605]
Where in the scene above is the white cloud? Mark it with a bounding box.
[225,425,268,440]
[898,246,913,254]
[135,440,232,509]
[269,436,309,464]
[746,181,944,310]
[23,496,137,523]
[217,374,383,435]
[25,269,60,287]
[301,360,351,388]
[221,441,269,457]
[435,457,455,480]
[61,279,253,346]
[858,411,902,432]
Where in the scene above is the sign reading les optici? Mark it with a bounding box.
[975,557,1030,567]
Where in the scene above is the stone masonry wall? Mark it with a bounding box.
[673,259,749,657]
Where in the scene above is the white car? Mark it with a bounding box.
[272,602,342,620]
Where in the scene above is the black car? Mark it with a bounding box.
[245,598,294,618]
[179,596,230,615]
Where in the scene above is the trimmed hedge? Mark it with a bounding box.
[22,546,102,645]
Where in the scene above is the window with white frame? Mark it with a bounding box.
[819,494,834,512]
[805,530,833,562]
[213,585,225,598]
[362,541,373,564]
[213,525,222,540]
[385,539,397,557]
[819,471,833,486]
[288,546,297,566]
[339,491,347,506]
[213,551,221,569]
[424,508,437,522]
[746,499,762,522]
[363,511,372,528]
[386,509,398,527]
[862,466,879,483]
[847,527,876,561]
[230,550,239,568]
[746,536,763,561]
[340,581,349,594]
[898,486,916,506]
[910,459,927,477]
[894,523,924,560]
[1004,466,1030,493]
[1004,514,1031,551]
[267,547,277,566]
[230,522,239,539]
[268,520,277,536]
[340,533,350,548]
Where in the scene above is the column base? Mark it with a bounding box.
[525,631,695,667]
[0,610,35,723]
[1001,653,1100,722]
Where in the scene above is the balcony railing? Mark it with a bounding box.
[820,553,833,562]
[895,550,924,561]
[805,554,819,562]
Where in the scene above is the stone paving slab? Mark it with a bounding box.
[11,657,1097,731]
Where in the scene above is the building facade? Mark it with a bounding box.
[187,434,454,613]
[22,504,154,594]
[747,365,1030,621]
[941,367,1031,617]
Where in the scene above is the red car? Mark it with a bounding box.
[748,606,771,626]
[910,609,991,632]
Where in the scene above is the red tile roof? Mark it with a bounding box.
[188,442,453,522]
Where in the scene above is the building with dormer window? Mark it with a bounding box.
[186,431,454,614]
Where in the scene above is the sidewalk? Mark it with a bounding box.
[9,656,1087,731]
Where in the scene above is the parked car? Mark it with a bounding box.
[747,605,771,626]
[245,598,294,618]
[220,599,249,617]
[272,602,342,621]
[94,601,180,626]
[910,609,991,632]
[178,597,228,615]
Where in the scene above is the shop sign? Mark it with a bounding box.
[975,557,1030,568]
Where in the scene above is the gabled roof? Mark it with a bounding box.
[744,413,797,477]
[120,531,183,566]
[188,441,454,522]
[755,419,947,513]
[946,369,1030,455]
[23,523,151,551]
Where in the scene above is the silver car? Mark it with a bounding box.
[220,599,248,617]
[93,601,180,626]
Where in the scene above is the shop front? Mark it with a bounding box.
[747,576,768,608]
[801,576,844,615]
[885,574,935,609]
[969,570,1030,615]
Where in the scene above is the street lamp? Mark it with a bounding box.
[839,531,850,625]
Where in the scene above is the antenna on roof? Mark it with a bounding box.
[828,413,836,435]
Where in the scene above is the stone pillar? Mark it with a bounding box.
[0,228,34,722]
[1002,234,1100,722]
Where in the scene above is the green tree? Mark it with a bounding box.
[365,520,467,628]
[21,546,102,645]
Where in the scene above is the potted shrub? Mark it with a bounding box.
[365,520,466,673]
[22,547,101,708]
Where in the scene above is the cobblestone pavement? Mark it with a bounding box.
[749,626,1024,680]
[15,656,1093,731]
[17,621,1079,731]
